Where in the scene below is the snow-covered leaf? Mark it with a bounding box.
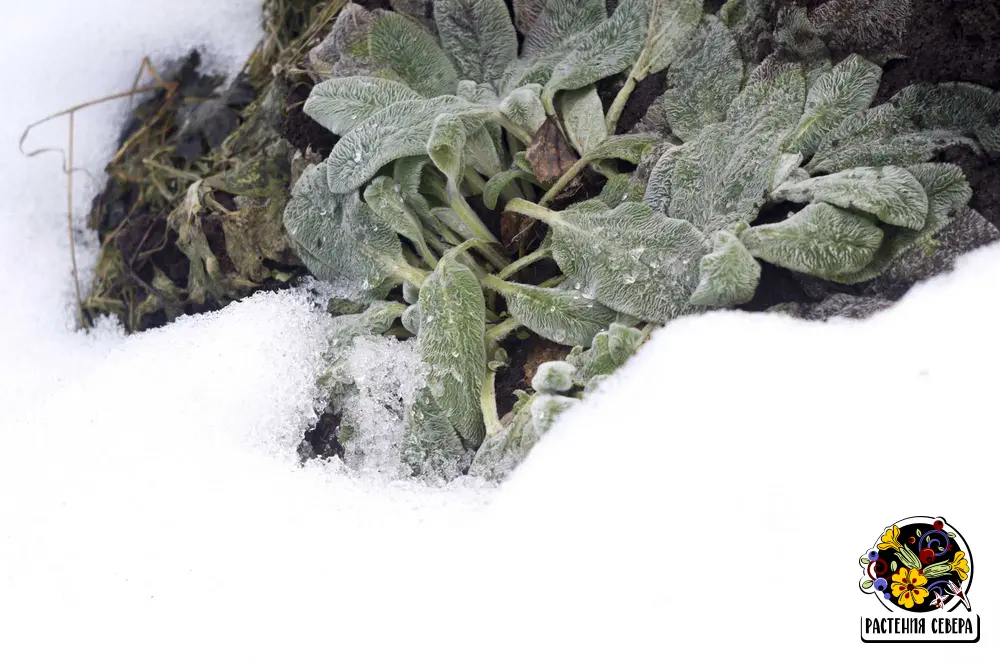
[739,203,883,279]
[560,85,607,156]
[370,11,459,98]
[401,386,470,479]
[773,166,928,230]
[689,230,760,307]
[401,302,421,334]
[469,392,538,480]
[530,394,576,436]
[427,114,467,182]
[784,55,882,157]
[283,162,404,301]
[834,164,971,283]
[418,254,487,443]
[304,77,422,137]
[667,69,806,234]
[435,0,518,83]
[565,323,644,385]
[326,96,484,193]
[485,275,617,346]
[658,15,743,141]
[542,0,648,112]
[531,361,576,393]
[523,0,606,57]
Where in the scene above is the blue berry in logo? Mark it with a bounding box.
[874,578,888,592]
[867,550,879,561]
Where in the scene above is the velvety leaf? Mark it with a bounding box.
[834,164,971,283]
[326,96,484,193]
[523,0,607,57]
[560,85,608,156]
[427,114,467,182]
[773,166,929,230]
[542,0,648,112]
[418,254,487,443]
[891,82,1000,152]
[483,163,538,210]
[435,0,518,83]
[641,0,703,77]
[401,302,421,334]
[499,85,548,135]
[658,15,744,141]
[370,11,459,98]
[485,275,617,346]
[689,230,760,307]
[530,394,577,436]
[531,360,576,393]
[283,162,404,301]
[784,55,882,157]
[364,176,435,264]
[739,202,883,279]
[304,76,422,137]
[565,323,644,385]
[668,68,806,234]
[516,200,710,322]
[401,386,470,479]
[468,393,538,481]
[643,144,683,215]
[599,174,646,209]
[586,133,659,163]
[514,0,548,34]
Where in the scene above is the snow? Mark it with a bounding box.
[1,1,999,661]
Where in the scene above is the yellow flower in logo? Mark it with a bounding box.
[878,525,902,551]
[891,567,929,609]
[951,552,970,581]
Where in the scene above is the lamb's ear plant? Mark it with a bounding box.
[284,1,997,481]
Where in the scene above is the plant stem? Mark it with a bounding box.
[485,315,522,346]
[447,179,509,269]
[496,247,553,280]
[493,111,534,144]
[505,198,562,225]
[605,59,642,134]
[538,156,590,207]
[480,369,502,438]
[395,262,429,287]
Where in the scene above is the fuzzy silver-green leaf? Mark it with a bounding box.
[560,85,608,156]
[523,0,607,57]
[436,0,518,83]
[531,360,577,393]
[370,11,459,98]
[427,113,467,182]
[304,76,422,137]
[689,230,761,307]
[640,0,703,77]
[565,323,644,385]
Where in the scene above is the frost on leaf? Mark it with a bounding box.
[739,202,883,279]
[773,166,928,230]
[523,0,607,58]
[304,77,422,137]
[435,0,518,84]
[485,275,617,346]
[418,254,487,444]
[560,85,607,157]
[667,69,806,235]
[326,96,483,193]
[834,164,971,284]
[689,230,761,308]
[283,162,404,302]
[370,11,459,98]
[541,201,710,322]
[531,360,576,393]
[542,0,648,111]
[324,301,408,396]
[565,323,644,385]
[639,0,703,78]
[530,394,576,437]
[784,54,882,158]
[427,114,467,182]
[402,386,470,480]
[658,15,743,141]
[469,391,539,481]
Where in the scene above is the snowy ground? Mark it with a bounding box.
[0,2,997,661]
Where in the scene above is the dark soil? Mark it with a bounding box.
[300,409,345,461]
[495,334,567,417]
[281,80,339,158]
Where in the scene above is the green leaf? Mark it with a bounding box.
[401,386,470,480]
[739,203,884,279]
[469,393,539,480]
[892,82,1000,152]
[283,163,405,301]
[586,133,660,163]
[326,96,485,193]
[667,68,806,234]
[523,0,607,57]
[560,85,607,156]
[891,560,898,572]
[483,162,538,210]
[599,174,646,209]
[531,394,577,437]
[531,361,577,393]
[773,166,929,230]
[833,163,971,284]
[859,556,870,567]
[643,144,683,215]
[435,0,518,83]
[427,114,467,182]
[401,302,421,334]
[418,254,488,444]
[513,200,709,322]
[370,11,459,98]
[500,85,548,135]
[304,76,422,137]
[640,0,703,78]
[689,230,761,308]
[565,323,644,385]
[363,176,436,266]
[784,54,882,157]
[862,579,874,590]
[485,275,618,346]
[658,15,744,141]
[542,0,648,112]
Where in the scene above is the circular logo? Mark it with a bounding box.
[859,516,972,613]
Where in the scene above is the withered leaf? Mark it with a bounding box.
[526,116,580,186]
